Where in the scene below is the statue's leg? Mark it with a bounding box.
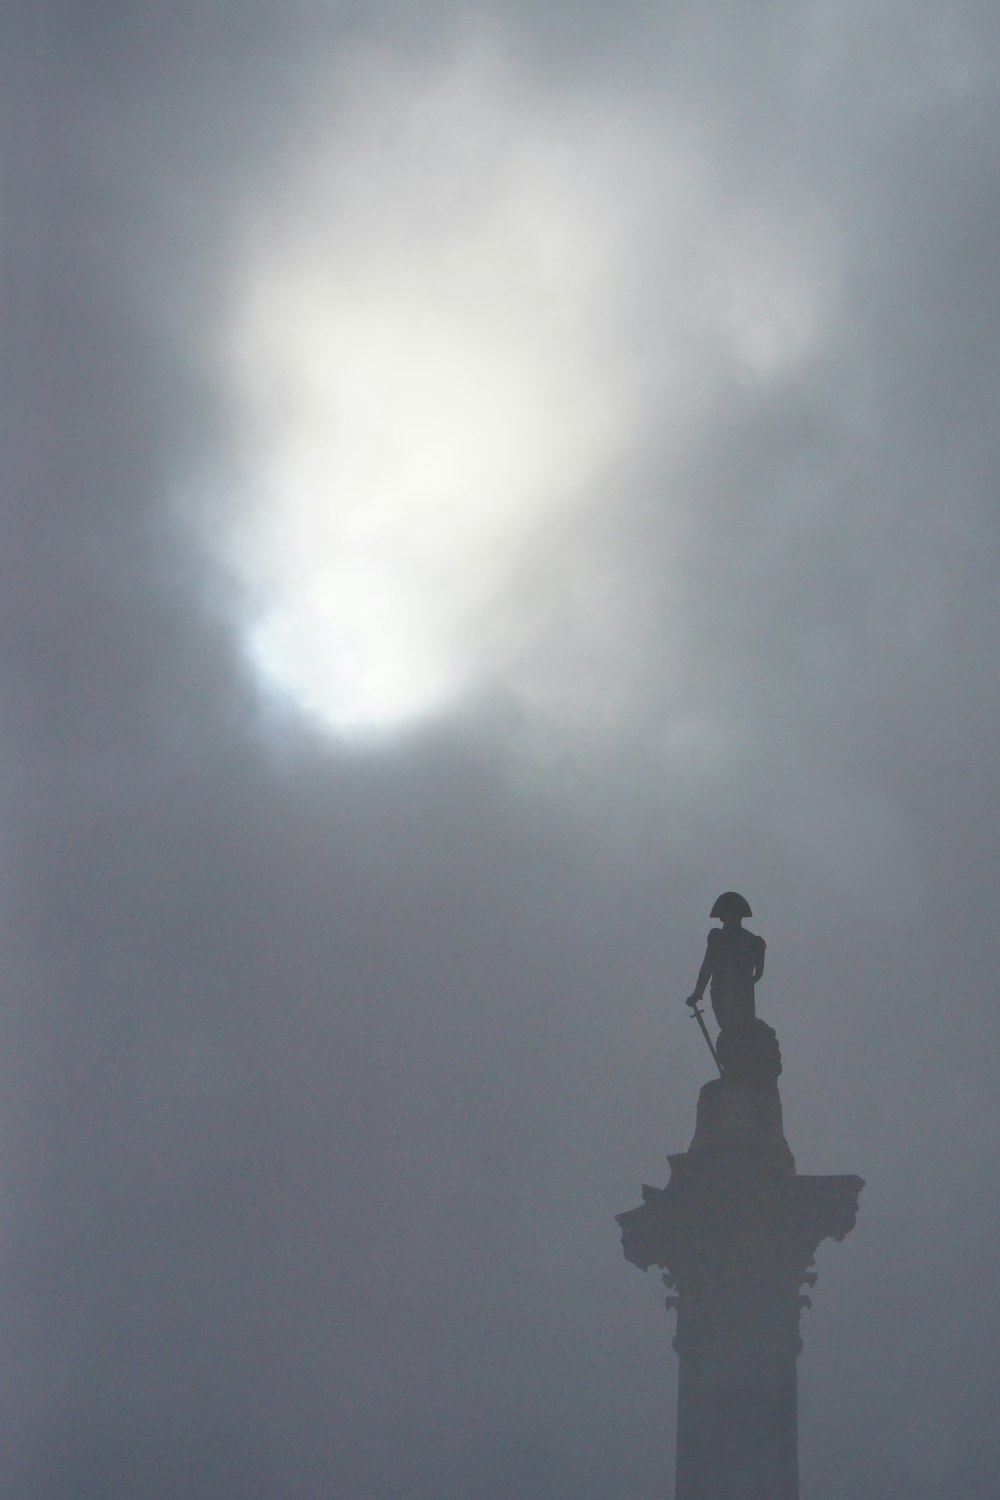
[734,982,756,1025]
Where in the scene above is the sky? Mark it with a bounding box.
[3,2,1000,1496]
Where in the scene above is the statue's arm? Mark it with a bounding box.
[687,942,714,1005]
[752,937,766,983]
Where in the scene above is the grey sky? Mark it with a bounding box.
[3,3,999,1497]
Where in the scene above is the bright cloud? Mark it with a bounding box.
[216,41,832,742]
[222,48,637,737]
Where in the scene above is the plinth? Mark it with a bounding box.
[616,1077,863,1500]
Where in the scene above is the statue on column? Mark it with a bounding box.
[686,891,782,1082]
[618,893,865,1500]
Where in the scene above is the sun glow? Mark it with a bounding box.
[224,53,632,736]
[214,44,833,746]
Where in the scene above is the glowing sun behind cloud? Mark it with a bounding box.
[223,50,635,737]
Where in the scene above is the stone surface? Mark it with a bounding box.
[616,1079,863,1500]
[715,1015,783,1083]
[689,1076,795,1170]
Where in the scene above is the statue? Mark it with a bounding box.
[686,892,781,1083]
[686,890,765,1029]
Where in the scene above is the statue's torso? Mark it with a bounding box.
[707,927,765,1021]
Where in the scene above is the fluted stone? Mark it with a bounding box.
[617,1078,863,1500]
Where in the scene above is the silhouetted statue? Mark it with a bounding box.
[687,892,781,1082]
[687,891,764,1028]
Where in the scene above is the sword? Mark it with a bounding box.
[687,999,723,1077]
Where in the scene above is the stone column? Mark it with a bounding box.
[617,1078,863,1500]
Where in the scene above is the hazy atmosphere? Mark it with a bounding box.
[4,3,999,1496]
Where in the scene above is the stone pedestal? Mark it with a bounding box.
[616,1080,863,1500]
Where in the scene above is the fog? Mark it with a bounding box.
[3,3,999,1496]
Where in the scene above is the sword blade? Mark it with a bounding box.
[690,1003,723,1077]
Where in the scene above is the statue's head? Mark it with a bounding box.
[710,890,752,923]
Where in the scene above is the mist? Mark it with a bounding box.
[2,3,999,1496]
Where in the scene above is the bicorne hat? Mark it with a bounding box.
[710,891,752,921]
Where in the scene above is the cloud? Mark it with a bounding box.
[207,42,634,735]
[196,29,838,754]
[7,5,1000,1498]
